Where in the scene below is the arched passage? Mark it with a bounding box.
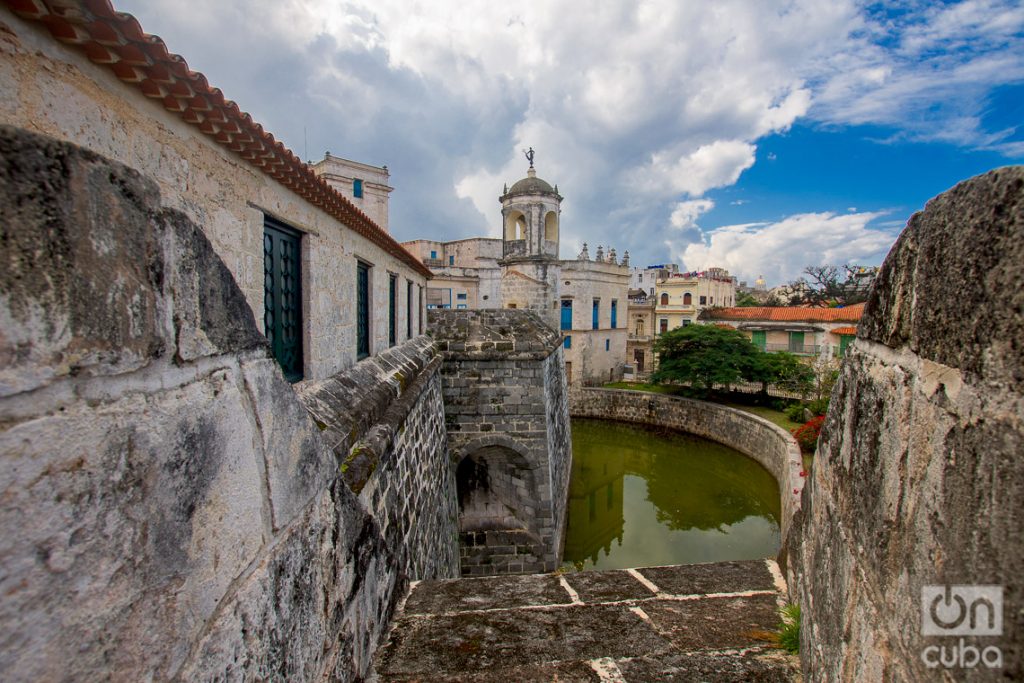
[455,445,537,534]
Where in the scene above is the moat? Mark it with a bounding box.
[562,418,781,571]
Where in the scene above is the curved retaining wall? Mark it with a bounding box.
[568,389,804,546]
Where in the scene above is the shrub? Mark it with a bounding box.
[792,415,825,453]
[806,397,830,416]
[784,402,806,422]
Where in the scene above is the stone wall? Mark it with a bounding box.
[429,309,573,575]
[790,167,1024,681]
[296,338,459,581]
[0,127,448,682]
[568,389,804,545]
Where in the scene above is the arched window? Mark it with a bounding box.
[683,293,692,305]
[544,211,558,242]
[660,293,669,306]
[504,210,527,241]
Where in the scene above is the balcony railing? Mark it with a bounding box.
[422,257,444,267]
[628,334,652,342]
[762,343,823,355]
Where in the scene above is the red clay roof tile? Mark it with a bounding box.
[5,0,432,278]
[703,303,866,323]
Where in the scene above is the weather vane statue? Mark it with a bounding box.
[524,146,535,169]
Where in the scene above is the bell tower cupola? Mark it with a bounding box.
[499,148,562,262]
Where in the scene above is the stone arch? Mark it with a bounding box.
[544,210,558,242]
[451,435,542,536]
[504,210,527,241]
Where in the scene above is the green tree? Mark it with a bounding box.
[750,351,815,395]
[652,325,761,391]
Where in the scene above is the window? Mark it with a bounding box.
[430,250,437,259]
[457,292,467,300]
[659,318,668,334]
[683,293,692,305]
[388,274,397,347]
[263,217,303,382]
[710,296,714,304]
[564,335,571,349]
[561,299,573,331]
[660,292,669,306]
[449,255,455,266]
[789,331,805,353]
[649,287,654,296]
[638,274,643,282]
[699,295,707,305]
[683,319,691,326]
[418,286,423,334]
[357,261,370,359]
[636,319,644,335]
[605,339,610,351]
[353,178,363,198]
[611,299,618,328]
[407,281,413,339]
[840,334,854,356]
[592,299,599,330]
[752,330,767,350]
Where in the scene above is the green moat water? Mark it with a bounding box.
[562,418,781,571]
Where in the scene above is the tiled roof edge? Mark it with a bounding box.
[5,0,432,278]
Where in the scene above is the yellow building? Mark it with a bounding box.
[653,268,736,335]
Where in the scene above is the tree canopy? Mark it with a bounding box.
[652,325,761,390]
[652,324,816,394]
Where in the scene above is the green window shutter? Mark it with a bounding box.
[752,330,766,350]
[263,218,303,382]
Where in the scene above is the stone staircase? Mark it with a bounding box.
[372,560,800,682]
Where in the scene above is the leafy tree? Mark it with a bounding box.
[750,351,814,395]
[652,325,761,391]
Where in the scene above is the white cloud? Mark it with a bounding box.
[116,0,1023,267]
[670,200,715,230]
[678,211,897,285]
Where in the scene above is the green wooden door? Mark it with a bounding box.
[788,331,805,353]
[751,330,766,350]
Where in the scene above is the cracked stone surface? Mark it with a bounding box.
[373,561,800,682]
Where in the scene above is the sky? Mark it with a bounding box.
[116,0,1023,286]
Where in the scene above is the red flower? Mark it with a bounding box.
[792,415,826,453]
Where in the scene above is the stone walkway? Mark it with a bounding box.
[372,560,800,682]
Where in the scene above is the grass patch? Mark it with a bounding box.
[778,604,801,654]
[603,382,683,395]
[721,402,803,432]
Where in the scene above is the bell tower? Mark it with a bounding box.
[498,149,563,330]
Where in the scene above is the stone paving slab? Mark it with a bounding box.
[562,569,655,603]
[373,561,798,681]
[375,603,671,676]
[639,593,782,651]
[401,573,572,615]
[637,559,776,595]
[616,650,798,682]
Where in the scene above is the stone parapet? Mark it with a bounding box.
[790,166,1024,681]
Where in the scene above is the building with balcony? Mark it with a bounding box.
[699,304,865,358]
[653,268,737,334]
[626,289,656,378]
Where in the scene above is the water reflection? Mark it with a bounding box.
[562,419,781,571]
